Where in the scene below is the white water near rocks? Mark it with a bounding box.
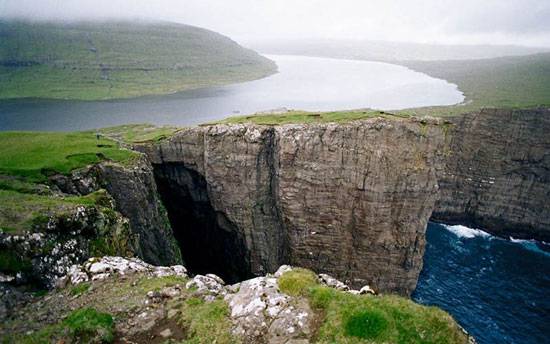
[0,55,464,131]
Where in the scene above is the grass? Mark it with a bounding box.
[70,282,91,297]
[179,297,239,344]
[0,189,108,233]
[278,268,319,296]
[97,124,181,144]
[0,249,32,274]
[0,20,276,100]
[278,269,469,344]
[0,131,137,182]
[14,307,115,344]
[396,53,550,116]
[213,109,410,125]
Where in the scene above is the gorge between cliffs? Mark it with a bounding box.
[119,107,549,296]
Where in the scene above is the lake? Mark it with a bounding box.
[0,55,463,131]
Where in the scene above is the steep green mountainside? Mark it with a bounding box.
[0,20,276,100]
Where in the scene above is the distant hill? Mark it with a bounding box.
[400,53,550,110]
[249,38,548,62]
[0,20,277,100]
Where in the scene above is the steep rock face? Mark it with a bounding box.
[434,108,550,241]
[94,158,182,266]
[50,156,182,266]
[142,118,447,295]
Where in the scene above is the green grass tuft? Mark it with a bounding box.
[277,268,320,297]
[343,309,389,340]
[70,282,91,297]
[16,307,115,344]
[179,297,239,344]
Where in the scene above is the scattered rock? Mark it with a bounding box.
[60,256,187,286]
[318,273,349,291]
[159,328,172,338]
[185,274,225,296]
[359,285,376,295]
[224,275,313,343]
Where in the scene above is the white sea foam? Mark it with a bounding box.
[442,224,492,239]
[510,237,550,257]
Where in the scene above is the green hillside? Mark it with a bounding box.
[400,53,550,112]
[0,20,277,100]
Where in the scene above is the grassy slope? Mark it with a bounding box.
[0,131,137,233]
[0,131,137,181]
[397,53,550,115]
[7,274,236,343]
[279,269,469,344]
[0,20,276,100]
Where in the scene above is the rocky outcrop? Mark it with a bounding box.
[0,204,136,289]
[141,117,448,295]
[50,155,182,266]
[433,108,550,242]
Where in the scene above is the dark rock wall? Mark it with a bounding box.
[433,108,550,242]
[142,118,446,295]
[95,157,182,266]
[49,155,182,266]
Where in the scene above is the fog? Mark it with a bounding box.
[2,0,550,47]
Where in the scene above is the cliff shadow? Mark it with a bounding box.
[153,162,252,283]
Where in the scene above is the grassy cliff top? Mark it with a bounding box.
[0,131,137,233]
[211,109,412,125]
[0,131,137,182]
[0,20,276,100]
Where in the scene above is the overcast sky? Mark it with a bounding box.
[2,0,550,47]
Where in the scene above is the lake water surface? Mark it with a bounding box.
[0,55,463,131]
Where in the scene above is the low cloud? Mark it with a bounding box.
[1,0,550,47]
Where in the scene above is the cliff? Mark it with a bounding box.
[137,108,550,296]
[140,117,448,295]
[434,108,550,241]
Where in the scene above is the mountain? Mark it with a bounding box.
[0,20,276,100]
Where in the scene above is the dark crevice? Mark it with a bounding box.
[153,162,252,283]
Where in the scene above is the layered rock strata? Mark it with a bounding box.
[141,117,448,295]
[433,108,550,241]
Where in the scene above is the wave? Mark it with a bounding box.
[442,224,492,239]
[439,223,550,257]
[510,237,550,257]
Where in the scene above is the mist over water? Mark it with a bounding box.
[0,55,463,131]
[414,222,550,344]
